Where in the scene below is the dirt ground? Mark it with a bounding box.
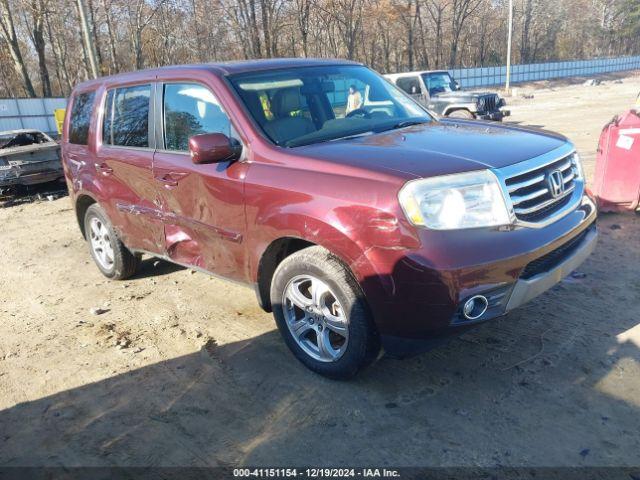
[1,72,640,468]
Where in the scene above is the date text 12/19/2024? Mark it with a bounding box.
[233,468,400,478]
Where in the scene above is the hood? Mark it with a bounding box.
[294,119,569,180]
[432,90,495,102]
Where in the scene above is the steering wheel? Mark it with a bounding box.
[345,108,372,119]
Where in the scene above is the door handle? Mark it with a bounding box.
[155,172,187,188]
[95,162,113,175]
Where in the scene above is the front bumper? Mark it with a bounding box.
[505,225,596,311]
[367,195,597,355]
[476,109,510,121]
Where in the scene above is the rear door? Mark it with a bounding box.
[95,83,165,253]
[152,81,248,280]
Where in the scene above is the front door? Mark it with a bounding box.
[395,75,429,107]
[152,82,248,281]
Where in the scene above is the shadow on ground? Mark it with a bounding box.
[1,214,639,467]
[133,258,186,279]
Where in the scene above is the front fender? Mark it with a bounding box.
[246,182,423,330]
[442,103,478,115]
[252,211,397,284]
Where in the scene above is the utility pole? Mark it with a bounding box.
[77,0,99,79]
[505,0,513,94]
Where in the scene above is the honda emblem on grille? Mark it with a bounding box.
[546,169,565,198]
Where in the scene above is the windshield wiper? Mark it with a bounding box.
[287,120,430,147]
[287,130,374,148]
[328,131,374,142]
[372,120,430,134]
[392,120,430,129]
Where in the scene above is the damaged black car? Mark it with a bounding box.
[0,129,63,196]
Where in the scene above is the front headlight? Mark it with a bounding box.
[398,170,511,230]
[571,152,584,180]
[477,98,486,110]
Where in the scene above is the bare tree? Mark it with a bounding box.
[101,0,119,73]
[0,0,639,98]
[449,0,483,66]
[0,0,36,96]
[294,0,312,56]
[425,0,448,68]
[321,0,365,59]
[27,0,54,95]
[125,0,166,69]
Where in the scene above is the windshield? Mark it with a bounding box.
[422,72,458,96]
[228,65,432,147]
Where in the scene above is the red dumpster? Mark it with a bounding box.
[593,109,640,212]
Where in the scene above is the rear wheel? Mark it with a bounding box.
[447,109,474,119]
[84,204,139,280]
[270,246,380,379]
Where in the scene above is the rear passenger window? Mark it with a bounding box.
[69,91,95,145]
[103,84,151,148]
[163,83,234,152]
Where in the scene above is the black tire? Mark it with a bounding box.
[84,203,139,280]
[270,246,380,379]
[447,109,474,119]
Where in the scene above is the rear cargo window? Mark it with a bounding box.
[69,91,96,145]
[103,84,151,148]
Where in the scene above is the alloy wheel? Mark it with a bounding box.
[281,274,349,362]
[89,217,115,271]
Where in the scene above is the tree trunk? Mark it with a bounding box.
[260,0,272,57]
[520,0,533,63]
[30,0,52,97]
[0,0,36,97]
[101,0,119,73]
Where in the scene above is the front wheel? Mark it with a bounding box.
[447,109,474,119]
[84,204,139,280]
[270,246,380,379]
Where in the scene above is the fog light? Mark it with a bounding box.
[462,295,488,320]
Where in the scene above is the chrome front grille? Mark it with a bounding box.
[504,153,579,223]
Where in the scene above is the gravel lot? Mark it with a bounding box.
[1,72,639,468]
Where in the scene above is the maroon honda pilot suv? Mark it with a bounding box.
[62,59,597,378]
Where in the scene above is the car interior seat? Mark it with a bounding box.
[263,88,316,145]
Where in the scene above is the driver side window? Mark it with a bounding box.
[396,77,422,95]
[163,83,236,152]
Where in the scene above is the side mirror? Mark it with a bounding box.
[454,82,461,91]
[188,133,242,164]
